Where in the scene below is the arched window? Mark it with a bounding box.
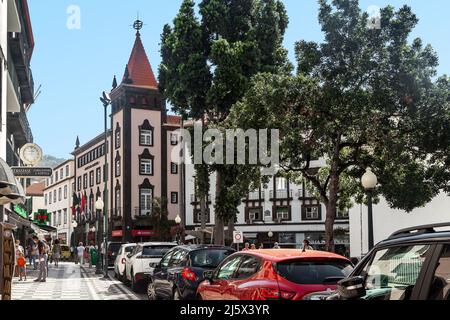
[139,120,154,146]
[139,149,154,176]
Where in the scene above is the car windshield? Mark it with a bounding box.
[277,259,353,285]
[190,249,234,268]
[142,246,174,257]
[124,246,135,253]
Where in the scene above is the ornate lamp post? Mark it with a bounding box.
[268,231,274,248]
[361,168,378,251]
[175,215,182,244]
[95,198,104,275]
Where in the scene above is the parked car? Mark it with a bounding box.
[107,242,126,267]
[125,242,177,292]
[197,249,353,300]
[147,245,236,300]
[304,223,450,300]
[114,243,137,281]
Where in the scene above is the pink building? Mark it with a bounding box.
[72,27,181,243]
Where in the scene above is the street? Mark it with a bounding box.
[11,263,147,300]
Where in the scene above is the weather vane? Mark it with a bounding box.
[133,12,144,32]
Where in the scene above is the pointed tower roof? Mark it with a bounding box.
[122,30,158,89]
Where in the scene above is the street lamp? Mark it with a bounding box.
[175,215,182,244]
[100,91,111,279]
[362,168,378,251]
[268,231,274,248]
[95,197,105,275]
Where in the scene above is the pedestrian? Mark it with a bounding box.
[88,241,96,268]
[250,244,256,250]
[15,240,24,277]
[242,243,250,251]
[302,239,314,252]
[259,243,264,249]
[273,242,280,249]
[52,239,61,268]
[30,238,39,270]
[17,251,27,281]
[77,242,85,265]
[33,236,48,282]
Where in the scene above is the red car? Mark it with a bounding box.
[197,249,353,300]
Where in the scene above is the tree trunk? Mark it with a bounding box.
[325,158,340,252]
[227,217,235,245]
[214,171,225,245]
[200,196,207,244]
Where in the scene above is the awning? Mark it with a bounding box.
[7,212,31,228]
[0,158,26,205]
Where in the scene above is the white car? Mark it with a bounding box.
[114,243,137,281]
[124,242,177,292]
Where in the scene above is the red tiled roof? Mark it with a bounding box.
[166,115,182,125]
[26,182,45,197]
[122,32,158,88]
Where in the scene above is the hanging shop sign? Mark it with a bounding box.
[34,209,51,225]
[12,167,52,177]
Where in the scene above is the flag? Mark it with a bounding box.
[81,193,87,214]
[72,193,79,215]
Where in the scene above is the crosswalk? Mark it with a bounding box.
[11,262,143,300]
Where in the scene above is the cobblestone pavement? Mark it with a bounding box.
[11,262,146,300]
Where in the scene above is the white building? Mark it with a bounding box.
[349,192,450,258]
[43,160,75,245]
[185,161,350,255]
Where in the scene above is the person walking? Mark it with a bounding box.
[302,239,314,252]
[77,242,85,265]
[242,243,250,251]
[29,239,39,270]
[250,244,256,250]
[17,251,27,281]
[15,240,24,278]
[52,239,62,268]
[33,236,48,282]
[273,242,281,249]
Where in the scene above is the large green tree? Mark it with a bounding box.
[230,0,449,251]
[160,0,290,245]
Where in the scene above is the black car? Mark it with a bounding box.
[304,223,450,300]
[147,245,235,300]
[107,242,126,267]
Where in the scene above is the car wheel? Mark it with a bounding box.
[147,282,157,300]
[173,288,182,301]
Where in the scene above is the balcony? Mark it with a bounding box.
[245,191,265,201]
[298,188,315,199]
[269,190,293,200]
[190,194,212,204]
[8,31,35,104]
[7,103,33,148]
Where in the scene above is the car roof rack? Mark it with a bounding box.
[388,222,450,240]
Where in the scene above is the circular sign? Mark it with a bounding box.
[19,143,43,166]
[233,231,244,244]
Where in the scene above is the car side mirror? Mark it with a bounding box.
[203,270,214,282]
[337,276,366,300]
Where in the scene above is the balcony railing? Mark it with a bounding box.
[190,194,212,203]
[298,188,315,199]
[247,191,265,200]
[269,190,293,199]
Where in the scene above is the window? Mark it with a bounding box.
[427,245,450,300]
[170,162,178,174]
[169,249,188,267]
[64,209,67,225]
[64,186,68,199]
[58,211,62,226]
[360,245,431,300]
[215,256,243,280]
[55,172,59,183]
[170,133,178,146]
[115,188,121,215]
[60,168,64,179]
[90,171,94,187]
[276,177,287,190]
[337,210,349,220]
[303,206,320,221]
[45,194,48,206]
[115,158,121,177]
[83,174,88,189]
[160,250,175,268]
[66,165,69,177]
[115,129,121,149]
[53,190,57,203]
[140,129,153,146]
[77,177,82,191]
[49,193,52,205]
[194,209,211,224]
[192,250,234,269]
[171,192,178,204]
[276,207,289,221]
[235,256,260,280]
[96,168,101,184]
[140,188,153,216]
[140,159,153,175]
[58,188,62,201]
[247,208,262,222]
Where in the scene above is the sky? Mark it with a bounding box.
[27,0,450,159]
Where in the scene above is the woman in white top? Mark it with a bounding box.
[77,242,86,265]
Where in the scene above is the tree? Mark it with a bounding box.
[230,0,449,251]
[160,0,290,245]
[150,197,172,242]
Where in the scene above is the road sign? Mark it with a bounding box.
[233,231,244,244]
[12,167,52,177]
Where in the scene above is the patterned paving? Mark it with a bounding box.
[11,262,143,300]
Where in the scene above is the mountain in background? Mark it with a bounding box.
[38,155,67,169]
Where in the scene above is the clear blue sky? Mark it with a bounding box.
[27,0,450,159]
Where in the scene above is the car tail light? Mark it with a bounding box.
[181,268,197,282]
[259,288,295,300]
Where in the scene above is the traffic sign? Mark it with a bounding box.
[12,167,53,177]
[233,231,244,244]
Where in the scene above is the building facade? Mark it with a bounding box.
[43,160,75,245]
[72,27,181,244]
[185,161,351,256]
